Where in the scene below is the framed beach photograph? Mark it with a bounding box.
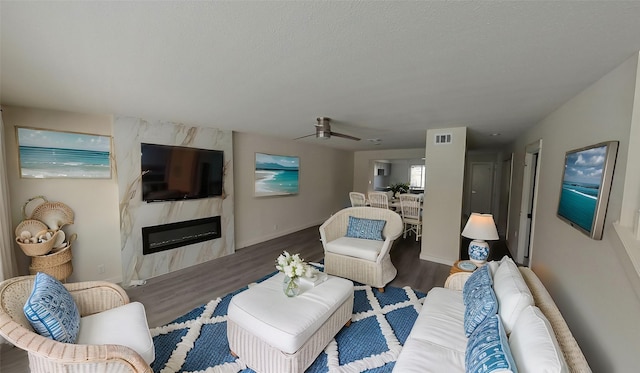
[16,127,112,179]
[556,141,618,240]
[254,152,299,197]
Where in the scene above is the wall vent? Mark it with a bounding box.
[434,133,452,144]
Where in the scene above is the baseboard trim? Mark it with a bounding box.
[236,219,325,249]
[420,254,455,266]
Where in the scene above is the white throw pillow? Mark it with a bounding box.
[509,305,569,373]
[493,257,534,334]
[487,256,507,277]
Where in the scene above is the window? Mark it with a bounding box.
[410,165,425,189]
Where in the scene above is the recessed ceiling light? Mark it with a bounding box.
[490,133,501,137]
[367,138,382,143]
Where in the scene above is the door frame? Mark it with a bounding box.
[517,139,542,266]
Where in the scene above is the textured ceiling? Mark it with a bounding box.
[2,1,640,151]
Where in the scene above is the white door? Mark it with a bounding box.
[469,162,494,214]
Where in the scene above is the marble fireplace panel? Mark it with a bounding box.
[113,116,234,285]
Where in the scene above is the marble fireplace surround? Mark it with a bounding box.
[113,117,235,285]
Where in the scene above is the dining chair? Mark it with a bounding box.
[399,193,422,241]
[349,192,367,207]
[368,192,389,209]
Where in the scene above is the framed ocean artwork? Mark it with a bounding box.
[556,141,618,240]
[16,127,112,179]
[254,152,299,197]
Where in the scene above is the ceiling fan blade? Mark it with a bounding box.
[330,131,361,141]
[293,133,316,140]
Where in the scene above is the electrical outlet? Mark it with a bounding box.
[97,264,105,274]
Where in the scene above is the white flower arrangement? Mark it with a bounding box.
[275,250,312,280]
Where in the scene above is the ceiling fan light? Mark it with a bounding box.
[316,130,331,139]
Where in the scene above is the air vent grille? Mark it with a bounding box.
[435,133,452,144]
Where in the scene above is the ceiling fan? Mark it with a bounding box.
[295,117,361,141]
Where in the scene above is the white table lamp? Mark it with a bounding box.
[461,213,499,265]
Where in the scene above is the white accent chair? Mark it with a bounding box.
[399,193,422,241]
[320,207,403,291]
[349,192,366,207]
[0,276,154,373]
[367,192,389,209]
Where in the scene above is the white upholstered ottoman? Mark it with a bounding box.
[227,273,354,373]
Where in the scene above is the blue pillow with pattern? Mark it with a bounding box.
[466,314,518,373]
[23,272,80,344]
[463,265,493,305]
[464,283,498,337]
[345,216,386,241]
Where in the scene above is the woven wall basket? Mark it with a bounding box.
[29,245,73,281]
[14,220,57,256]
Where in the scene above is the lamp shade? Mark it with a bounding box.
[461,213,499,240]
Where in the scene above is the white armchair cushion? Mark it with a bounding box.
[324,236,384,261]
[493,257,534,334]
[76,301,155,364]
[509,305,569,373]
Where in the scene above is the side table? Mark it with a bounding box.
[450,260,477,275]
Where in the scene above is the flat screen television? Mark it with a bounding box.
[141,143,223,202]
[556,140,618,240]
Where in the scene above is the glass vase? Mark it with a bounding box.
[283,275,300,297]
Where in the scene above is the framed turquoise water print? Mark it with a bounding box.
[16,127,112,179]
[254,152,299,197]
[556,140,618,240]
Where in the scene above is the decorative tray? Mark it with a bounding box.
[457,261,477,271]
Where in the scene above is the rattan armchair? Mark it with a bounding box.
[0,276,152,373]
[320,207,403,290]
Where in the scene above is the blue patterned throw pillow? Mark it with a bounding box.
[463,283,498,337]
[463,265,493,305]
[23,272,80,344]
[466,314,517,373]
[345,216,386,241]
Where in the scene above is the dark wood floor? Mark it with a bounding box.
[0,226,461,371]
[128,225,453,328]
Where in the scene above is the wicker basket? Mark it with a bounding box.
[29,245,73,281]
[14,219,48,238]
[15,225,59,257]
[22,195,74,230]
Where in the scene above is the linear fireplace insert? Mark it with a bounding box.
[142,216,221,255]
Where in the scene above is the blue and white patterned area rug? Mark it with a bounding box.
[151,272,425,373]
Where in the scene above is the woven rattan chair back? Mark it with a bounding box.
[349,192,367,207]
[368,192,389,209]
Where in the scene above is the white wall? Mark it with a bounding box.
[353,148,425,194]
[234,132,354,249]
[507,54,640,371]
[3,106,122,282]
[2,107,354,281]
[420,127,467,265]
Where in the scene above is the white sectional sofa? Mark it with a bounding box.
[393,257,591,373]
